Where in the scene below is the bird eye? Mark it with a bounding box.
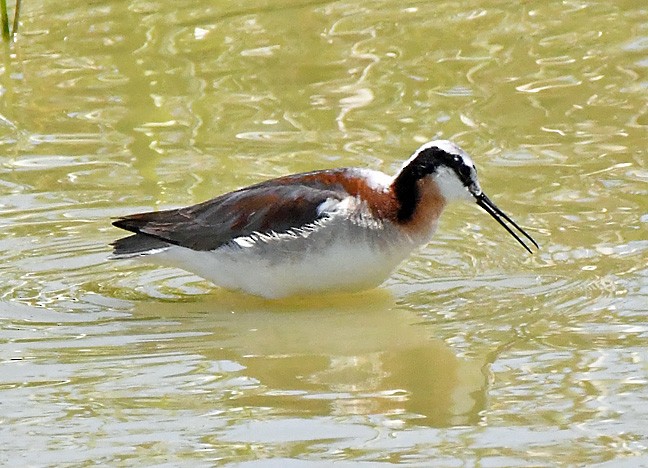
[457,163,473,184]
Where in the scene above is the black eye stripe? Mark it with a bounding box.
[454,161,473,185]
[407,146,476,186]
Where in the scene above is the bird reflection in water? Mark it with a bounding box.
[134,289,490,428]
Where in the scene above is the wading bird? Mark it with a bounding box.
[111,140,538,298]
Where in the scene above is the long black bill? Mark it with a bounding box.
[475,193,539,254]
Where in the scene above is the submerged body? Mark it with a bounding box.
[111,141,537,298]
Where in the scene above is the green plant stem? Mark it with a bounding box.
[0,0,9,42]
[12,0,20,39]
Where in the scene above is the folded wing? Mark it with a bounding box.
[112,174,349,254]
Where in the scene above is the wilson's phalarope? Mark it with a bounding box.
[111,140,538,298]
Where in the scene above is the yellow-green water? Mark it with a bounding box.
[1,0,647,465]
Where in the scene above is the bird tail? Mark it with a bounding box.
[110,234,171,259]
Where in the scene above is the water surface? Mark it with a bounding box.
[1,0,647,465]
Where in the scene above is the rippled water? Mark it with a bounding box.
[1,0,647,465]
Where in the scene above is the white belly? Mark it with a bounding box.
[142,219,430,299]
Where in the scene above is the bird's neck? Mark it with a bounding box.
[391,172,447,233]
[392,169,419,222]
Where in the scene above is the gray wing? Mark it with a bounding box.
[112,177,348,254]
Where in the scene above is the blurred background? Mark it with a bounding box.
[0,0,646,465]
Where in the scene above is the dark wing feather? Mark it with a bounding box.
[111,233,170,257]
[112,171,350,251]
